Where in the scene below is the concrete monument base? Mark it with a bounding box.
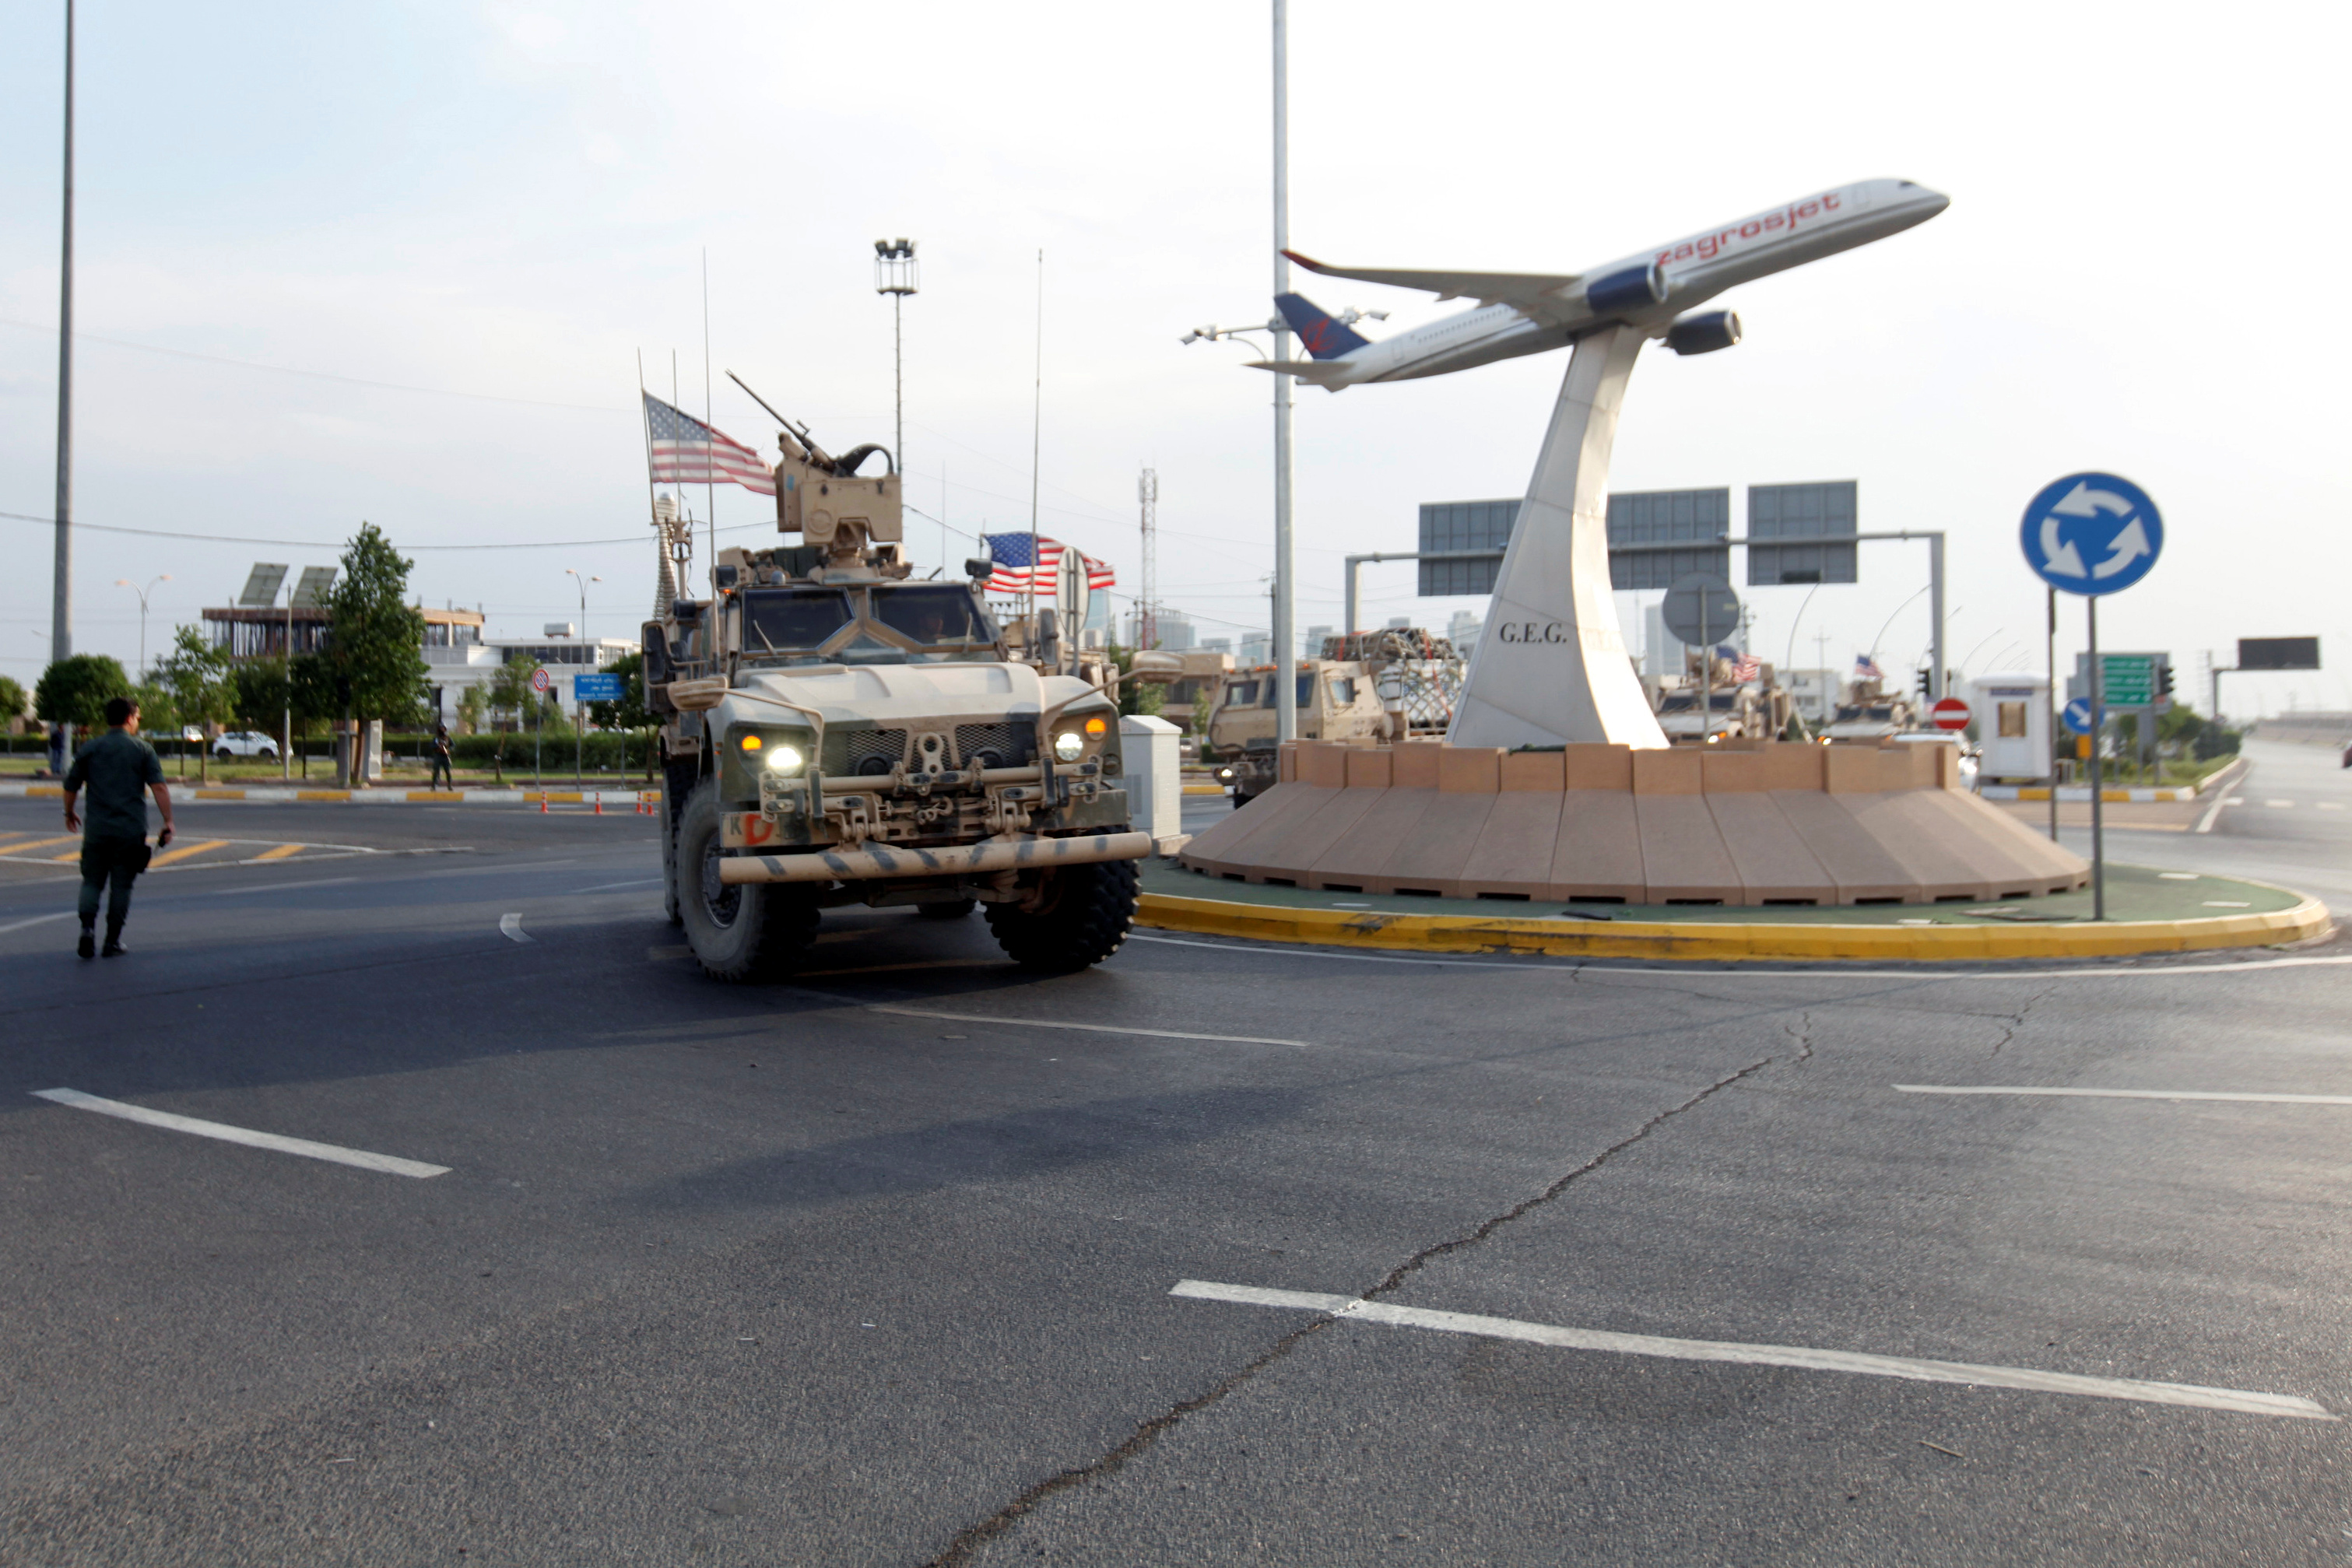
[1180,739,2090,907]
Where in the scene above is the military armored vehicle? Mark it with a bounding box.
[1202,629,1461,806]
[1822,675,1915,742]
[1652,651,1792,744]
[642,412,1148,980]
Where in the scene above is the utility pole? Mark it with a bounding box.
[52,0,75,663]
[1270,0,1297,742]
[1137,468,1158,651]
[874,238,918,524]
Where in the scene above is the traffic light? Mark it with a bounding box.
[1915,668,1933,700]
[2157,662,2175,701]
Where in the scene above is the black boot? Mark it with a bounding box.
[100,924,126,958]
[77,923,95,960]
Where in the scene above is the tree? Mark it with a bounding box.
[34,654,132,729]
[327,522,428,729]
[230,659,290,735]
[153,626,235,780]
[487,654,539,731]
[455,684,486,736]
[0,674,28,726]
[587,651,651,732]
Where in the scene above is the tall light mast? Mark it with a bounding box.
[1137,468,1159,651]
[51,0,76,662]
[1270,0,1296,740]
[873,237,918,538]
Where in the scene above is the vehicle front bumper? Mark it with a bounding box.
[717,830,1153,886]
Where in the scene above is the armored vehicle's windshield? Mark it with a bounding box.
[738,584,999,667]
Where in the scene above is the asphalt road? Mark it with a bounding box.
[4,765,2350,1566]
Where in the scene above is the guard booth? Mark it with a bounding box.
[1971,672,2052,783]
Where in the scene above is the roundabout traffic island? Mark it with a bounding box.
[1155,738,2328,960]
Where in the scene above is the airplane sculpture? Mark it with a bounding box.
[1252,177,1949,388]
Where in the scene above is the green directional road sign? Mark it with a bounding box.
[2100,652,2157,707]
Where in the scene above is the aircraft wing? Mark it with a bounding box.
[1283,250,1581,314]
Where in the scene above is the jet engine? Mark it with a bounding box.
[1665,310,1742,356]
[1585,263,1668,316]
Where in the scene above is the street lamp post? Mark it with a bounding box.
[112,574,170,679]
[564,569,600,786]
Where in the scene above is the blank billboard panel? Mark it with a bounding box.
[1747,542,1857,586]
[2238,637,2320,671]
[1608,488,1729,546]
[1748,481,1857,539]
[1420,555,1502,597]
[1610,545,1730,591]
[1419,499,1519,555]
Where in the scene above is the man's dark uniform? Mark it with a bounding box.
[65,729,163,949]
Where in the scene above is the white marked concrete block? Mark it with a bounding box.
[1118,714,1184,851]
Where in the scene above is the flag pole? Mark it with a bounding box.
[703,251,715,596]
[1027,247,1043,640]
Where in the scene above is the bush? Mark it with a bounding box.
[444,731,655,771]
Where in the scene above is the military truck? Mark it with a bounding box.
[1652,651,1793,744]
[642,413,1149,980]
[1202,629,1461,805]
[1821,675,1915,742]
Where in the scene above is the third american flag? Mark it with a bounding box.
[644,393,775,496]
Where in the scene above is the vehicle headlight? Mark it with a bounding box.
[734,727,809,780]
[1052,730,1086,763]
[764,743,803,773]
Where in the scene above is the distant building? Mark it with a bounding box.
[1200,637,1231,655]
[1122,610,1195,651]
[1784,668,1839,724]
[1240,632,1270,666]
[204,602,485,661]
[1305,624,1332,656]
[427,633,634,728]
[1446,609,1483,658]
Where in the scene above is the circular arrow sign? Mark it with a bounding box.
[1930,696,1971,731]
[2061,697,2094,735]
[529,666,553,694]
[2020,472,2163,596]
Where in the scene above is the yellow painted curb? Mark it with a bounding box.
[1134,892,2333,963]
[1181,784,1227,796]
[22,784,64,798]
[404,791,469,802]
[192,788,247,800]
[296,790,353,802]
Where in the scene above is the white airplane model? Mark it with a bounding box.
[1249,177,1950,390]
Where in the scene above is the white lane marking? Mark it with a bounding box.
[572,878,665,893]
[2159,872,2199,880]
[1169,1279,2334,1422]
[2203,900,2252,908]
[0,911,76,935]
[31,1089,451,1178]
[1895,1083,2352,1107]
[2320,802,2345,812]
[2223,796,2248,805]
[1129,933,2352,982]
[2267,800,2296,809]
[499,913,532,942]
[196,875,360,896]
[867,1005,1313,1048]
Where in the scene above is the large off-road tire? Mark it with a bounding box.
[674,778,816,981]
[660,761,696,927]
[984,858,1139,972]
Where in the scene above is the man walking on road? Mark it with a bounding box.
[62,696,174,959]
[428,724,455,791]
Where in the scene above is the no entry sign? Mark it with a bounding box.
[1929,696,1971,731]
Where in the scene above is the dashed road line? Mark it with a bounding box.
[868,1004,1315,1048]
[499,913,532,942]
[1169,1279,2336,1421]
[0,911,76,935]
[1895,1083,2352,1107]
[31,1089,451,1178]
[148,838,230,868]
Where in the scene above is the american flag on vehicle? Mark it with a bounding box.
[1717,645,1762,682]
[644,393,776,496]
[981,533,1116,595]
[1853,652,1886,680]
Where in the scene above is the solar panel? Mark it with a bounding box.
[290,567,339,609]
[237,563,289,609]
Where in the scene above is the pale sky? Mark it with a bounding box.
[3,0,2347,716]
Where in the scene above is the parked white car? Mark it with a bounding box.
[212,731,280,759]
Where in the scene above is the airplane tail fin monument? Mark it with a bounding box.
[1274,293,1370,360]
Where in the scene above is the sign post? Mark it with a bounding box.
[1929,696,1971,732]
[530,665,553,791]
[2020,472,2164,921]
